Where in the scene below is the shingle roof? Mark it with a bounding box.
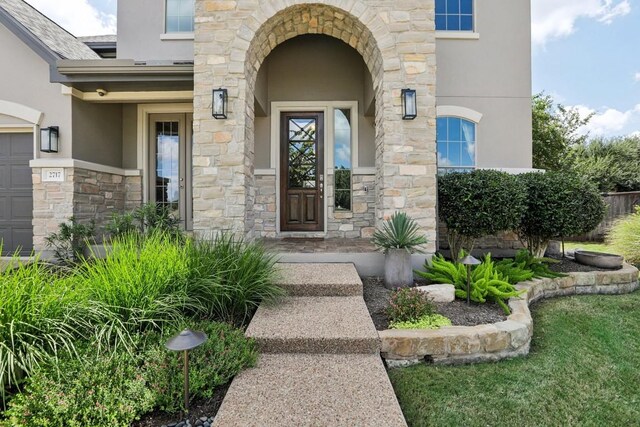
[77,34,116,44]
[0,0,99,60]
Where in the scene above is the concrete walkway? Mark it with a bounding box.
[213,263,407,427]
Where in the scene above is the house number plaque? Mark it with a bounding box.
[42,168,65,182]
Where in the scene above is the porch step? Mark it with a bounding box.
[274,263,363,296]
[246,296,379,354]
[212,353,407,427]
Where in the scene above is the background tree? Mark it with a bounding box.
[532,93,592,170]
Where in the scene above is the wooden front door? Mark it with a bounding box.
[280,112,324,232]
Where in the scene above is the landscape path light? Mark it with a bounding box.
[460,254,481,305]
[165,328,208,415]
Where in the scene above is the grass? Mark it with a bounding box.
[563,241,613,253]
[389,292,640,427]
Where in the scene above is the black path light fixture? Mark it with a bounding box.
[165,329,208,415]
[460,254,481,305]
[212,87,228,119]
[401,88,417,120]
[40,126,59,153]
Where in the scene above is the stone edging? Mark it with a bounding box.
[379,264,639,367]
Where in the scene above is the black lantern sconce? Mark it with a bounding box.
[401,88,417,120]
[460,254,481,305]
[40,126,59,153]
[165,329,208,415]
[212,88,228,119]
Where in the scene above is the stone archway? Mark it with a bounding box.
[193,0,438,251]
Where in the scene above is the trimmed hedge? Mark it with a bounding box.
[438,170,527,259]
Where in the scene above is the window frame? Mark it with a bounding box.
[434,0,479,37]
[164,0,195,35]
[436,106,483,174]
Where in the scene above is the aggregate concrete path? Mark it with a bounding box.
[213,263,407,427]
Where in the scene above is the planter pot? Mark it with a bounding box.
[574,250,624,270]
[384,249,414,289]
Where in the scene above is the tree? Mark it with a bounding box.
[532,93,592,171]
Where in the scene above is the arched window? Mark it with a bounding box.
[436,116,476,174]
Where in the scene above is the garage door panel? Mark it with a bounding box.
[10,165,32,189]
[0,133,33,256]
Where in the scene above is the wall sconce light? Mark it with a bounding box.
[40,126,59,153]
[401,88,417,120]
[212,88,228,119]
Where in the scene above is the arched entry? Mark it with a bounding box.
[192,0,438,250]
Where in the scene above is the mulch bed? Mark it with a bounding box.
[134,383,230,427]
[363,257,609,331]
[363,277,506,330]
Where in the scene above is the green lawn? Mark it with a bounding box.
[563,241,613,253]
[389,292,640,427]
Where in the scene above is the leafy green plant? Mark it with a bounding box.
[386,287,435,324]
[517,172,606,256]
[3,345,155,427]
[372,212,428,254]
[0,257,84,405]
[417,254,523,314]
[495,249,565,284]
[106,203,183,240]
[389,314,452,330]
[45,217,95,264]
[185,232,283,325]
[142,321,257,413]
[607,206,640,265]
[438,170,527,260]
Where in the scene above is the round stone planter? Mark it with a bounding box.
[379,263,639,367]
[574,250,624,269]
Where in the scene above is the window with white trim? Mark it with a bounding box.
[166,0,194,33]
[437,116,476,174]
[435,0,474,31]
[334,108,352,211]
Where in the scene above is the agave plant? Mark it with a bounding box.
[372,212,428,254]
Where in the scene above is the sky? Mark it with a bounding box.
[22,0,640,138]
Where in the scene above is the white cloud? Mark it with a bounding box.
[532,0,631,46]
[572,103,640,137]
[634,72,640,82]
[24,0,116,36]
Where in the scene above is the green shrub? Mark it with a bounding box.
[372,212,428,253]
[142,321,257,413]
[45,217,95,264]
[0,258,84,404]
[438,170,527,260]
[389,314,452,330]
[3,345,155,427]
[517,172,606,256]
[417,254,523,314]
[386,287,435,324]
[106,203,182,240]
[186,233,283,325]
[608,207,640,265]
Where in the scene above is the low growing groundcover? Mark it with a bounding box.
[389,291,640,427]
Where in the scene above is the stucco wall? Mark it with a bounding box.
[71,98,123,168]
[122,104,138,169]
[117,0,194,61]
[0,25,72,158]
[436,0,532,169]
[254,35,376,170]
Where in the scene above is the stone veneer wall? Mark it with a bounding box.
[253,173,376,238]
[193,1,438,249]
[380,264,639,366]
[31,167,143,250]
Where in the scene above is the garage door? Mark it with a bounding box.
[0,133,33,256]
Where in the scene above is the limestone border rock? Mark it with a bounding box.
[380,263,639,367]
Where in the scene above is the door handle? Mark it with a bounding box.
[319,182,323,199]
